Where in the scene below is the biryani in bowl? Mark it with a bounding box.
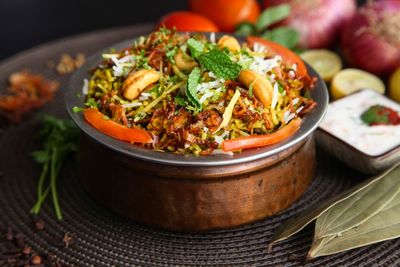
[67,29,327,231]
[80,29,316,155]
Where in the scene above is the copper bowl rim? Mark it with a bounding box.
[66,32,329,167]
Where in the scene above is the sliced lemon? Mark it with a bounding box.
[300,49,342,82]
[389,67,400,103]
[330,69,385,100]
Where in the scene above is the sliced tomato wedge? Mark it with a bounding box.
[222,117,301,152]
[83,108,152,143]
[246,36,308,77]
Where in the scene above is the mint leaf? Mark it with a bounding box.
[187,38,204,58]
[198,49,242,80]
[256,4,291,31]
[262,26,299,49]
[186,67,202,111]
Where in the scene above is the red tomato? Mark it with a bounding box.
[189,0,260,32]
[158,11,219,32]
[247,36,309,77]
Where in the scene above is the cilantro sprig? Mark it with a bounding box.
[31,116,79,220]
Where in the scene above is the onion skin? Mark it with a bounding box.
[341,0,400,77]
[264,0,357,49]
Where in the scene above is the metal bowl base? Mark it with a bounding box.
[79,135,316,232]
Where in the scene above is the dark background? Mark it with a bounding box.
[0,0,365,60]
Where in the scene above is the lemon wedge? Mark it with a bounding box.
[330,69,385,100]
[389,67,400,103]
[300,49,342,82]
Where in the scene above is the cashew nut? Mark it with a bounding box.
[122,69,160,100]
[217,35,241,53]
[237,70,273,107]
[174,49,198,72]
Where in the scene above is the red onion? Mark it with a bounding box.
[263,0,357,49]
[341,0,400,76]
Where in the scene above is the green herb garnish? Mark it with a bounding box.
[235,4,299,50]
[256,4,291,31]
[174,93,188,107]
[187,38,204,58]
[186,67,202,111]
[31,116,79,220]
[166,47,178,62]
[84,98,98,108]
[235,22,257,37]
[72,106,84,113]
[360,105,400,126]
[262,26,299,50]
[198,49,242,80]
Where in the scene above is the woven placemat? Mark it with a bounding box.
[0,24,399,267]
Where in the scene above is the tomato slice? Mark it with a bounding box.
[84,108,152,143]
[246,36,308,77]
[222,117,301,152]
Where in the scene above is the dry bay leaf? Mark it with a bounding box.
[308,188,400,258]
[270,164,399,246]
[315,166,400,239]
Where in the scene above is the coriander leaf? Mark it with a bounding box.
[198,49,242,80]
[262,27,299,49]
[31,150,50,164]
[149,85,161,97]
[361,105,400,126]
[248,80,255,98]
[174,94,188,107]
[256,4,291,31]
[72,106,84,113]
[31,115,79,220]
[186,67,202,111]
[187,38,204,58]
[84,98,98,108]
[166,47,178,62]
[277,82,284,94]
[235,22,257,37]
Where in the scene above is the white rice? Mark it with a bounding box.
[82,78,89,95]
[270,82,279,109]
[122,102,142,108]
[283,110,296,124]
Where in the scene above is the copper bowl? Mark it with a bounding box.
[66,34,329,231]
